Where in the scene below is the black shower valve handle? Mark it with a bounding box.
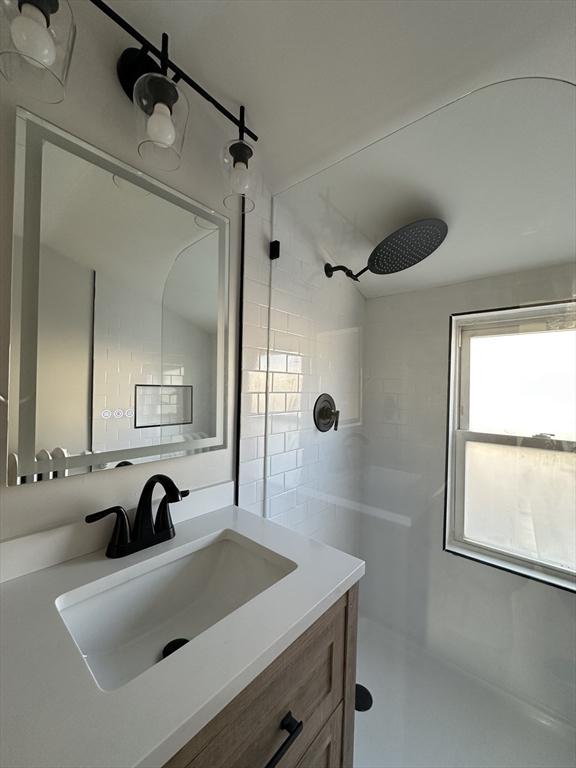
[323,405,340,430]
[333,409,340,431]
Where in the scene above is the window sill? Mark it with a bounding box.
[444,539,576,592]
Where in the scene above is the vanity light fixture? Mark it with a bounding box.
[222,107,257,212]
[0,0,76,103]
[89,0,258,193]
[3,0,259,200]
[118,34,189,171]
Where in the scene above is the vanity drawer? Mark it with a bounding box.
[296,703,343,768]
[165,596,347,768]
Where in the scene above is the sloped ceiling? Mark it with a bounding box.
[275,78,576,298]
[108,0,576,192]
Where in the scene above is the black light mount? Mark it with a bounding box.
[117,30,178,112]
[229,140,253,167]
[87,0,258,142]
[18,0,58,24]
[117,47,161,102]
[144,76,179,114]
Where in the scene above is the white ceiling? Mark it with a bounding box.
[108,0,576,192]
[276,78,576,298]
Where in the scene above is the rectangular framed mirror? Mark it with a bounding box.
[7,110,229,484]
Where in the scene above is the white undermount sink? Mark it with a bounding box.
[55,529,297,691]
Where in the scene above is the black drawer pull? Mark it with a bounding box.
[264,711,303,768]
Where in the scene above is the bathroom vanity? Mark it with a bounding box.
[0,506,364,768]
[163,588,358,768]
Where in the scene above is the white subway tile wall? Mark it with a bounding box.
[238,194,365,552]
[237,182,273,513]
[265,201,365,553]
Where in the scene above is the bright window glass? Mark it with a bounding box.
[446,302,576,590]
[468,329,576,440]
[464,441,576,572]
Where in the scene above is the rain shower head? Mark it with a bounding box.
[367,219,447,274]
[324,218,448,282]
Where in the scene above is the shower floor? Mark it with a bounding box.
[354,616,575,768]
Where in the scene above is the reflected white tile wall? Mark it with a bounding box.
[92,275,161,453]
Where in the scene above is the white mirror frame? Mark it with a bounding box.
[7,109,230,484]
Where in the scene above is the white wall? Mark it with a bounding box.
[240,206,576,721]
[35,246,93,457]
[162,308,216,438]
[362,263,576,719]
[91,273,161,454]
[0,0,241,541]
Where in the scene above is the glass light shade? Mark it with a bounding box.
[194,214,219,231]
[133,72,188,172]
[222,138,257,213]
[0,0,75,103]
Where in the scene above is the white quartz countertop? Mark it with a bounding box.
[0,506,364,768]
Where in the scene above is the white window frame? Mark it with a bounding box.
[444,300,576,591]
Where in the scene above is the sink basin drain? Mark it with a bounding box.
[161,638,189,660]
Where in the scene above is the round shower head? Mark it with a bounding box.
[367,218,448,275]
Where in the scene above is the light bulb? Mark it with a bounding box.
[10,3,56,68]
[230,162,251,195]
[146,103,176,147]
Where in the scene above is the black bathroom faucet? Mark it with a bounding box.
[85,474,189,558]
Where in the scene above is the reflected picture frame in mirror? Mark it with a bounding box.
[7,109,230,485]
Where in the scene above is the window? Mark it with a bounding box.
[445,301,576,591]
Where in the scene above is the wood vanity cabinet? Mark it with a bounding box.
[164,586,358,768]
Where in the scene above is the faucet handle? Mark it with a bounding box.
[86,506,131,558]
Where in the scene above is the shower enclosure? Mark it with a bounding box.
[245,78,576,767]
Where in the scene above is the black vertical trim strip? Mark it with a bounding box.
[442,313,453,553]
[88,269,96,465]
[234,196,247,506]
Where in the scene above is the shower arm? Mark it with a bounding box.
[324,263,369,281]
[352,266,369,279]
